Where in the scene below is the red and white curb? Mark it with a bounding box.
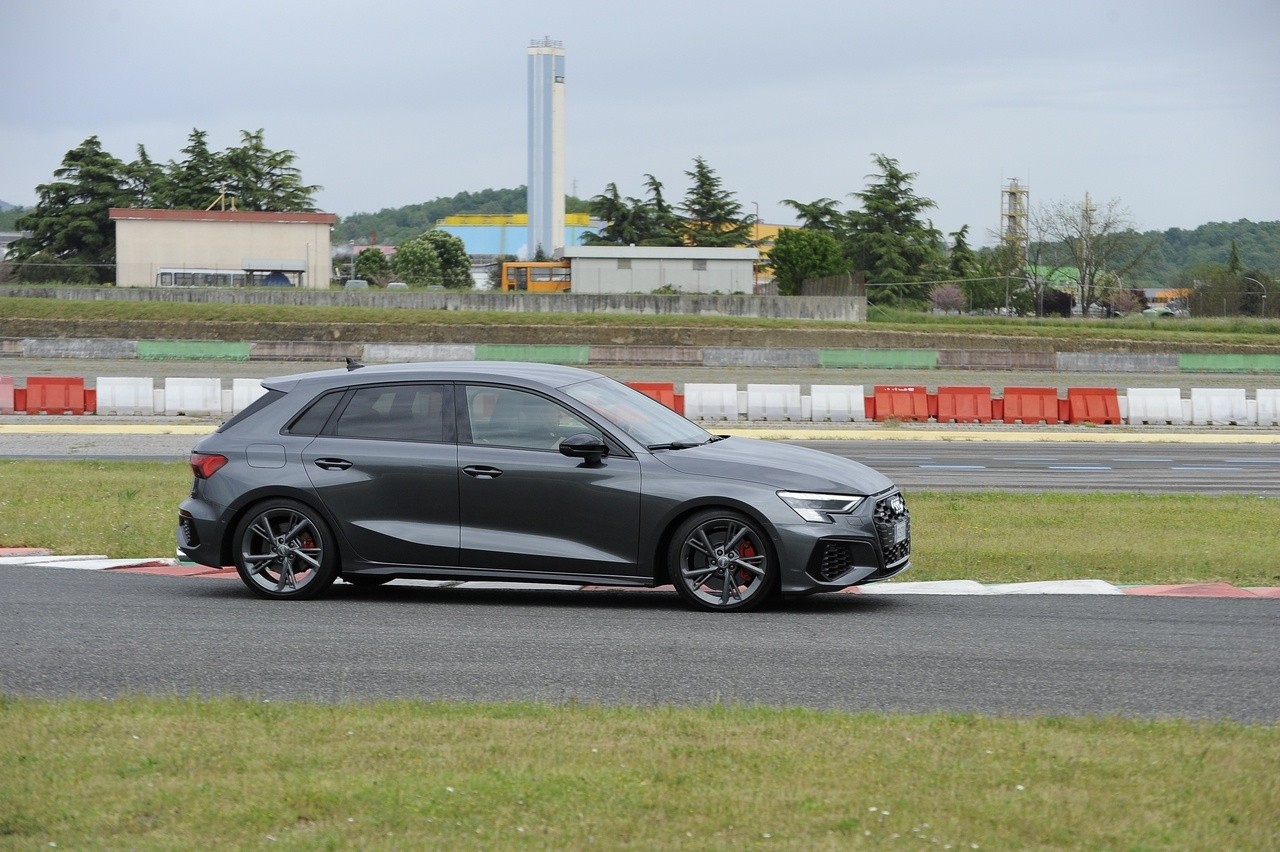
[3,551,1278,598]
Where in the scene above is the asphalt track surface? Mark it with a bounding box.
[2,564,1277,722]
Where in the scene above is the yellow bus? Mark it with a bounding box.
[500,260,571,292]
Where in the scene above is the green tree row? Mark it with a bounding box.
[8,130,317,283]
[334,189,592,246]
[351,230,471,289]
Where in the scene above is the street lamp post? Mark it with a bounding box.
[349,240,356,283]
[752,201,760,293]
[1244,277,1268,318]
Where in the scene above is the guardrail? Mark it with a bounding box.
[4,375,1278,428]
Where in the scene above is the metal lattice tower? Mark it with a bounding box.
[1000,178,1029,266]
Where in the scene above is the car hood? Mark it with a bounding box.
[651,436,895,495]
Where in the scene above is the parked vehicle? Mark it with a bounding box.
[178,362,910,612]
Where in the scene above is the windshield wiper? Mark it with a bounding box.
[646,439,709,451]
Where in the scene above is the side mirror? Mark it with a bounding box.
[559,432,609,466]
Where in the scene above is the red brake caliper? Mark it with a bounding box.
[736,540,756,583]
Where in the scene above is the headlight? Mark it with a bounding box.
[777,491,865,523]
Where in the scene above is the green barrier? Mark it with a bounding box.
[137,341,252,361]
[475,344,591,364]
[1180,353,1280,373]
[819,349,938,369]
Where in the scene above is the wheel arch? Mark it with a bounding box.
[646,497,783,587]
[217,486,344,568]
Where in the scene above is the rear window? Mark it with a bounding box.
[216,389,285,433]
[287,390,345,436]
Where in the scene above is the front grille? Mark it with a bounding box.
[815,541,856,582]
[873,492,911,566]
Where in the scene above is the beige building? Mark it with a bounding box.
[560,246,759,294]
[109,208,336,289]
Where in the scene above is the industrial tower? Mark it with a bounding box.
[1000,178,1029,267]
[527,38,566,259]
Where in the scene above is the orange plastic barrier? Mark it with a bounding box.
[873,385,931,422]
[626,381,685,415]
[1067,387,1122,424]
[0,375,13,415]
[936,386,994,423]
[1001,387,1060,424]
[24,377,86,415]
[84,388,97,415]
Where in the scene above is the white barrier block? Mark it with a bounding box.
[163,378,222,416]
[1190,387,1250,425]
[683,383,740,421]
[1257,389,1280,427]
[95,377,156,416]
[746,384,802,421]
[233,378,268,414]
[1125,388,1184,425]
[810,385,867,422]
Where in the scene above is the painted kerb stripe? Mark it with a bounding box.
[1179,353,1280,373]
[474,344,591,364]
[136,341,251,361]
[820,349,939,369]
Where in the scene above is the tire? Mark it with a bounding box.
[232,499,339,600]
[667,509,777,612]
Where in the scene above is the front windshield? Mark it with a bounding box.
[564,377,712,448]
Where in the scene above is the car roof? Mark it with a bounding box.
[262,361,604,394]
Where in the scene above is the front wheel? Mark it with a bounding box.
[232,499,338,600]
[668,509,777,612]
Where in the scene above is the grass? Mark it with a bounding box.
[1,697,1277,848]
[2,293,1279,345]
[1,460,1277,586]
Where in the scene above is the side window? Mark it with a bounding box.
[286,390,344,436]
[333,384,448,442]
[465,386,599,450]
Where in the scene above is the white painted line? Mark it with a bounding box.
[983,580,1123,595]
[1170,465,1246,471]
[1048,465,1112,471]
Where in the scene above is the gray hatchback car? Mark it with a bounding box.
[178,361,910,612]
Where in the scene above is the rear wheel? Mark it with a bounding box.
[232,499,338,600]
[668,509,776,613]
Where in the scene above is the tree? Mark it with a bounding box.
[676,156,753,247]
[162,129,225,209]
[930,283,966,313]
[638,174,682,246]
[390,236,443,287]
[11,136,131,283]
[419,230,472,289]
[947,225,979,279]
[1033,194,1155,315]
[124,144,166,208]
[585,182,646,245]
[843,154,945,303]
[780,197,843,233]
[767,228,847,296]
[220,129,319,212]
[354,248,391,284]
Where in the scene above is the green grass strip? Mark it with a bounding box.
[1,697,1277,848]
[1,461,1277,587]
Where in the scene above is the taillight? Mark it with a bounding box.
[190,452,228,479]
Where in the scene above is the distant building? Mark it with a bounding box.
[435,213,599,257]
[561,246,759,295]
[109,208,336,288]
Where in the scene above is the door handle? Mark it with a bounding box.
[313,458,353,471]
[463,465,503,479]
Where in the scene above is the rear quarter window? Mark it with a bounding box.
[216,389,285,432]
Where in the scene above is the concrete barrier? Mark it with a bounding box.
[746,384,803,421]
[163,378,223,416]
[1190,387,1250,425]
[684,383,739,421]
[810,385,868,423]
[232,378,268,414]
[96,377,156,415]
[1125,388,1185,425]
[1258,389,1280,427]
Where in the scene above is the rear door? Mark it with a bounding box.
[456,384,643,580]
[301,382,459,567]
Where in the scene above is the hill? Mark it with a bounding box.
[334,188,591,245]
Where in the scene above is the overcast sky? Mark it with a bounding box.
[5,0,1278,244]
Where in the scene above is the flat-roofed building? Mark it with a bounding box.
[109,208,336,288]
[562,246,759,294]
